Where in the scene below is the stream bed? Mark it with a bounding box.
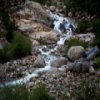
[0,10,77,87]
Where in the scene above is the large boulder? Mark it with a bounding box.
[67,46,85,61]
[30,31,59,44]
[16,1,49,21]
[76,33,95,44]
[51,57,68,68]
[33,55,46,68]
[17,20,51,33]
[73,60,91,73]
[15,1,51,33]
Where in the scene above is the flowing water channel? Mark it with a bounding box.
[0,10,77,87]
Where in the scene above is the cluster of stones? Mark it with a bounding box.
[27,69,100,99]
[0,1,100,99]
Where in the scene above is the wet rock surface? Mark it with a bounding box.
[33,55,46,68]
[0,1,100,99]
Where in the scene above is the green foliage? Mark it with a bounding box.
[92,18,100,47]
[64,0,100,47]
[59,79,100,100]
[11,34,32,58]
[58,93,70,100]
[5,21,15,42]
[0,85,29,100]
[68,38,87,48]
[1,11,15,42]
[0,83,52,100]
[65,0,81,14]
[65,38,87,56]
[0,80,100,100]
[65,0,100,16]
[73,79,100,100]
[0,31,6,38]
[0,34,32,63]
[94,57,100,70]
[0,11,32,63]
[30,83,52,100]
[77,19,91,33]
[0,43,12,63]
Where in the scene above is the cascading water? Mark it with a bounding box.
[0,10,76,87]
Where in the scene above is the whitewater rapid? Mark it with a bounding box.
[0,10,76,87]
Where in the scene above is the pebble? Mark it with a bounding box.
[0,55,36,80]
[96,71,100,77]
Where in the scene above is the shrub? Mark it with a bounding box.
[65,0,100,16]
[77,19,90,33]
[92,18,100,47]
[30,83,52,100]
[65,0,81,14]
[73,79,100,100]
[94,57,100,70]
[0,85,29,100]
[0,11,32,63]
[11,34,32,58]
[5,21,15,42]
[1,11,16,42]
[65,38,87,56]
[0,44,12,63]
[59,79,100,100]
[0,34,32,63]
[0,31,6,38]
[0,83,52,100]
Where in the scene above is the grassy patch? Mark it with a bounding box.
[0,83,52,100]
[77,19,91,33]
[11,34,32,59]
[94,57,100,70]
[65,38,87,55]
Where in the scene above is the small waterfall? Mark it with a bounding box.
[0,10,76,87]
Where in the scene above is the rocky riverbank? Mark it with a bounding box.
[0,1,100,99]
[27,68,100,98]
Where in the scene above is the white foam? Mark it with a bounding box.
[0,10,77,87]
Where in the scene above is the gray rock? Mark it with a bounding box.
[66,62,74,71]
[81,61,91,73]
[86,46,100,60]
[67,46,85,61]
[96,71,100,77]
[51,57,68,68]
[33,55,46,68]
[73,60,90,73]
[50,6,56,12]
[73,61,82,73]
[89,66,95,75]
[76,33,95,44]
